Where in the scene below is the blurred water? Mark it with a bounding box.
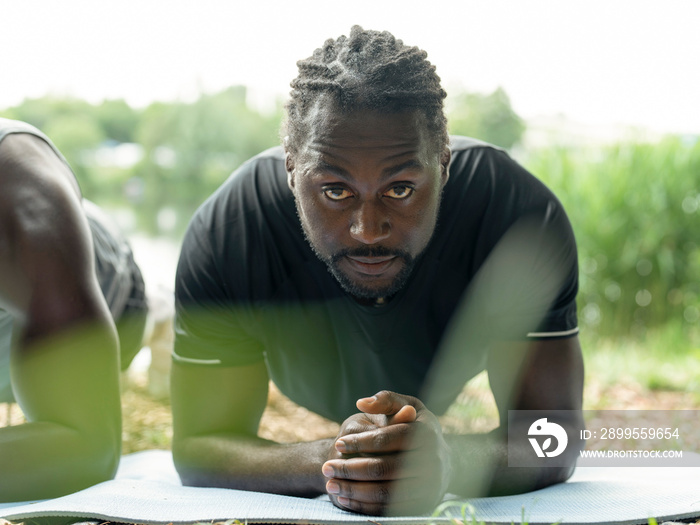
[127,234,181,295]
[125,234,180,375]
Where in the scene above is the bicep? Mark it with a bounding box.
[487,336,584,423]
[171,360,270,441]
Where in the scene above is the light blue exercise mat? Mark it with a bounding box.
[2,450,700,524]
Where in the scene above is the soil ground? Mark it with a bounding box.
[2,368,699,454]
[8,373,698,454]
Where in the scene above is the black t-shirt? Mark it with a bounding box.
[174,136,579,422]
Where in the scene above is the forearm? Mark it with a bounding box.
[3,317,122,502]
[174,433,334,497]
[445,429,578,497]
[0,421,119,502]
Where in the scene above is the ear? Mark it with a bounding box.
[439,146,451,187]
[285,152,296,191]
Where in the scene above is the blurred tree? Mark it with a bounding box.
[95,99,140,143]
[1,97,106,195]
[47,113,105,198]
[526,137,700,339]
[43,112,105,156]
[2,97,95,131]
[132,86,283,235]
[0,88,284,237]
[447,87,526,149]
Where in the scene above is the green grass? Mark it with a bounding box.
[433,500,562,525]
[434,500,668,525]
[523,137,700,340]
[441,321,700,431]
[580,321,700,397]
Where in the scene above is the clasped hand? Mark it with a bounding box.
[322,390,451,516]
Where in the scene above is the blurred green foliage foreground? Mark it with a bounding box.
[1,86,698,344]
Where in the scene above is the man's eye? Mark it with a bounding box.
[323,187,353,201]
[384,185,414,199]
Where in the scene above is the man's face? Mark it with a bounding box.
[286,105,450,300]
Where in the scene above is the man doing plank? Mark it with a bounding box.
[171,26,584,515]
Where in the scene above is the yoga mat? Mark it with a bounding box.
[2,450,700,524]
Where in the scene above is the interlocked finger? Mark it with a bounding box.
[323,453,418,481]
[327,476,443,516]
[336,422,414,455]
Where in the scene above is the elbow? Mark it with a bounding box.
[44,427,120,499]
[488,463,575,498]
[91,409,122,480]
[172,434,206,487]
[173,460,200,487]
[526,445,578,492]
[172,433,250,489]
[534,463,575,490]
[79,451,119,489]
[95,434,121,481]
[175,468,206,488]
[78,427,121,488]
[69,405,122,490]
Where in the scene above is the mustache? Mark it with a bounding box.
[330,246,413,264]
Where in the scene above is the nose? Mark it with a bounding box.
[349,201,391,245]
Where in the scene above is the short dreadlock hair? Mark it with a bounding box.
[283,26,448,156]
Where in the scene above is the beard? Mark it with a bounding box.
[295,205,418,300]
[325,245,416,299]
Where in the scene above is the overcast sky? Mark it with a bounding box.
[2,0,698,134]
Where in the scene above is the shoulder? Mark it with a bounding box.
[449,135,506,154]
[189,145,287,229]
[0,125,100,318]
[181,145,289,264]
[177,145,307,303]
[0,118,45,144]
[434,136,576,268]
[448,135,526,185]
[0,120,81,221]
[0,124,85,248]
[446,135,565,214]
[0,118,79,190]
